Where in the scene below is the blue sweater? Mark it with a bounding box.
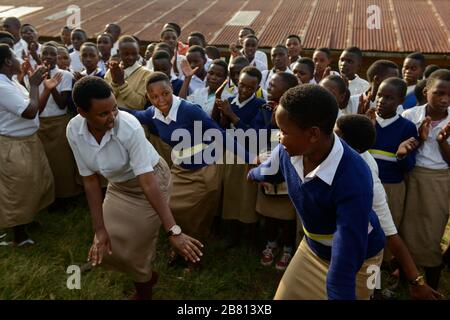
[248,140,385,300]
[126,99,249,169]
[403,91,417,110]
[370,117,418,183]
[227,96,266,130]
[171,78,183,96]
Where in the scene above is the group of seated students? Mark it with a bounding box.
[1,16,450,300]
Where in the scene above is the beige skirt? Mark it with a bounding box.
[101,159,171,282]
[274,239,383,300]
[148,134,173,168]
[169,164,220,241]
[382,182,406,228]
[222,164,259,223]
[401,166,450,267]
[38,115,83,198]
[255,187,296,220]
[0,133,54,228]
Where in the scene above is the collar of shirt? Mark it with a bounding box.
[78,115,114,148]
[170,74,179,82]
[290,134,344,185]
[123,61,141,79]
[231,94,255,109]
[376,113,399,128]
[81,68,100,76]
[0,73,14,85]
[153,95,182,124]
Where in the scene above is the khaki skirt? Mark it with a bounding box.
[382,182,406,228]
[255,187,296,220]
[0,133,54,228]
[401,166,450,267]
[101,159,171,282]
[169,164,220,241]
[38,114,83,198]
[148,133,173,168]
[274,239,383,300]
[222,164,259,223]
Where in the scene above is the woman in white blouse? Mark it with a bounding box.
[0,44,55,246]
[67,76,203,300]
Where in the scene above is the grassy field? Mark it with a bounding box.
[0,195,449,300]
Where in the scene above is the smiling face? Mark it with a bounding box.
[243,37,257,62]
[78,94,118,133]
[376,82,403,119]
[41,45,58,68]
[238,73,259,101]
[119,41,139,68]
[206,63,227,92]
[339,51,360,79]
[147,80,174,116]
[424,79,450,113]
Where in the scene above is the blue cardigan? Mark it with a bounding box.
[248,139,385,300]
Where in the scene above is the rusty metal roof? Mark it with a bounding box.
[2,0,450,54]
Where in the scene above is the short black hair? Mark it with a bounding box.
[152,50,171,61]
[321,74,348,94]
[164,23,181,37]
[189,32,206,46]
[414,79,427,104]
[240,27,255,35]
[147,71,171,87]
[98,32,114,43]
[72,28,87,39]
[275,72,299,91]
[426,69,450,89]
[118,35,137,46]
[20,23,37,33]
[209,59,228,77]
[3,17,21,29]
[286,34,301,43]
[366,60,399,82]
[336,115,376,153]
[80,42,99,54]
[155,42,172,56]
[405,52,426,68]
[160,28,178,39]
[343,46,363,60]
[314,47,331,59]
[0,31,14,42]
[61,26,74,32]
[280,84,338,135]
[73,76,112,112]
[424,64,440,79]
[296,57,314,75]
[230,56,249,67]
[380,77,407,99]
[0,43,12,68]
[187,45,206,58]
[240,66,262,83]
[272,44,288,55]
[42,41,58,50]
[205,46,220,60]
[243,34,259,43]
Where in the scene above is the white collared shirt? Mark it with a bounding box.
[69,50,84,72]
[0,74,40,137]
[81,68,101,77]
[98,59,108,74]
[231,94,255,109]
[188,87,227,117]
[260,68,293,91]
[376,113,399,128]
[13,38,28,59]
[348,74,370,96]
[124,61,141,79]
[402,104,450,169]
[290,133,344,184]
[153,95,182,125]
[360,151,397,236]
[37,67,73,118]
[255,50,268,71]
[66,111,160,182]
[188,74,207,94]
[111,41,119,56]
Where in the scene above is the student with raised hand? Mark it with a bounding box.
[67,76,203,299]
[78,42,105,78]
[179,45,208,94]
[402,69,450,291]
[60,26,74,53]
[0,44,54,246]
[104,36,151,110]
[335,114,442,300]
[285,35,302,69]
[69,28,87,72]
[402,52,426,109]
[260,45,293,92]
[163,22,188,56]
[339,46,369,96]
[2,17,28,59]
[312,47,339,84]
[248,84,386,300]
[241,35,267,72]
[104,23,121,56]
[96,33,114,74]
[20,24,41,68]
[152,50,183,96]
[292,57,314,84]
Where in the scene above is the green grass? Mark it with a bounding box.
[0,195,449,300]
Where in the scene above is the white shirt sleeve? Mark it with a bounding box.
[0,83,30,117]
[127,126,158,176]
[58,71,74,92]
[66,125,95,177]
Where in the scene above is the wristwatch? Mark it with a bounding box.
[409,275,425,286]
[167,225,182,237]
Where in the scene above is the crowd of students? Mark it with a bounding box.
[0,16,449,300]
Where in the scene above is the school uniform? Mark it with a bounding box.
[111,41,119,56]
[104,61,151,110]
[170,74,183,96]
[98,59,108,75]
[260,68,293,92]
[348,74,370,96]
[221,94,266,224]
[13,38,28,59]
[403,85,417,110]
[187,87,227,117]
[126,96,228,241]
[33,67,82,198]
[66,44,74,54]
[401,105,450,267]
[369,114,417,227]
[0,74,54,228]
[224,82,265,100]
[188,74,207,95]
[29,43,42,69]
[81,67,106,78]
[69,50,83,72]
[249,136,385,300]
[67,110,167,282]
